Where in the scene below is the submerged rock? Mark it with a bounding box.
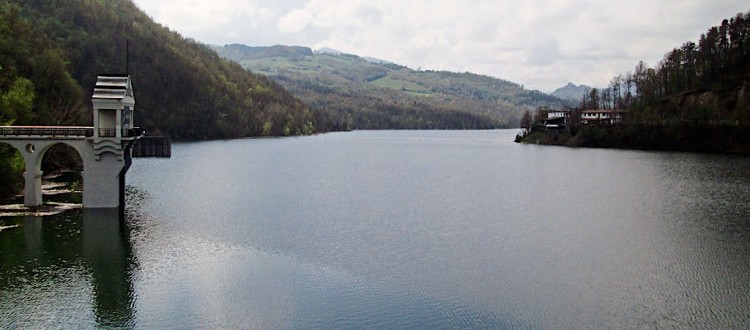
[0,224,20,231]
[0,202,82,217]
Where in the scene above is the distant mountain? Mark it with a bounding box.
[214,44,567,130]
[551,83,592,104]
[221,44,313,60]
[315,47,346,56]
[314,47,391,64]
[361,56,392,65]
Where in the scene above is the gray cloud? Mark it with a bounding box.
[132,0,749,92]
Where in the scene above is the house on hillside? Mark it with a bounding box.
[538,108,572,130]
[531,106,626,132]
[581,109,626,125]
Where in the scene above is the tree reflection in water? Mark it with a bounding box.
[0,209,136,328]
[83,208,136,328]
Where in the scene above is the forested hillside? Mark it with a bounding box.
[0,3,89,196]
[0,0,314,197]
[522,11,750,153]
[579,10,750,123]
[6,0,313,140]
[214,44,566,130]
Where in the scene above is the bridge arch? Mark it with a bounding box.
[40,142,85,200]
[30,141,86,175]
[1,139,90,207]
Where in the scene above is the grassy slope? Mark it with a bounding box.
[216,45,567,129]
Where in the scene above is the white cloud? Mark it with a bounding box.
[277,9,314,33]
[136,0,263,32]
[132,0,749,92]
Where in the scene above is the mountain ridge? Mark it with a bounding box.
[213,44,567,129]
[551,82,592,103]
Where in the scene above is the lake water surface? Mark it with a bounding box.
[1,129,749,328]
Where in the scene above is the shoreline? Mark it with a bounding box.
[516,125,750,156]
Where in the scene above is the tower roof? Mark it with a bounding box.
[92,75,133,100]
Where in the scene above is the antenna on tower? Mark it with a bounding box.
[126,39,130,75]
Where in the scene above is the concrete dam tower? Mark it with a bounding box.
[0,75,142,209]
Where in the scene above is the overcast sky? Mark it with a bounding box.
[131,0,748,92]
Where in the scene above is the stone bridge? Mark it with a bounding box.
[0,75,142,209]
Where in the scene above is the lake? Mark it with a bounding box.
[1,129,749,328]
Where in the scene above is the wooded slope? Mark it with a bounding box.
[7,0,314,140]
[214,44,567,130]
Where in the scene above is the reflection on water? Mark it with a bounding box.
[83,209,136,328]
[0,209,135,328]
[2,130,750,328]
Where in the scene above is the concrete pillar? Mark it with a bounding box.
[115,109,122,138]
[14,141,44,208]
[23,169,43,207]
[93,110,100,138]
[82,151,126,209]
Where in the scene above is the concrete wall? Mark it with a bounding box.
[1,138,128,209]
[98,110,117,129]
[82,150,125,208]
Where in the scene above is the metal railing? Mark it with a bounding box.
[98,128,117,137]
[0,126,93,137]
[0,126,142,138]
